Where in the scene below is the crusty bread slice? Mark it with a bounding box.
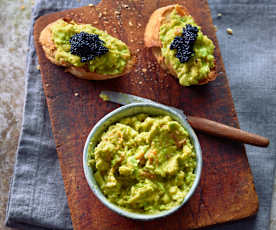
[39,19,135,80]
[144,4,216,85]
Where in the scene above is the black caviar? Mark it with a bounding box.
[69,32,109,63]
[170,24,198,63]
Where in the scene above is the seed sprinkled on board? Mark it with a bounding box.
[226,28,233,35]
[74,92,79,97]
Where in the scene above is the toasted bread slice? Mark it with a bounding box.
[39,19,135,80]
[144,4,216,85]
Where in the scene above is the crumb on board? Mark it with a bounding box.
[142,68,147,73]
[129,21,133,26]
[226,28,233,35]
[74,92,79,97]
[99,93,109,101]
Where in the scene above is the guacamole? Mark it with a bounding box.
[88,114,197,214]
[159,9,215,86]
[51,19,131,75]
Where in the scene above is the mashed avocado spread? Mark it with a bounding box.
[88,114,197,214]
[160,9,215,86]
[51,19,130,75]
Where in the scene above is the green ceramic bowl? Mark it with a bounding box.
[83,102,202,220]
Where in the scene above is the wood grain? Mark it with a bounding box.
[33,0,259,229]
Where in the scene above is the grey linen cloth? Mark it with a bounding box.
[5,0,276,229]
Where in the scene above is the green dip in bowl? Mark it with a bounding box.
[83,103,202,220]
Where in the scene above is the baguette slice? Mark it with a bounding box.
[39,19,135,80]
[144,4,216,85]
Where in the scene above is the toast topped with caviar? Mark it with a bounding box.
[39,18,135,80]
[144,4,216,86]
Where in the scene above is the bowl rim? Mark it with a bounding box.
[83,102,202,220]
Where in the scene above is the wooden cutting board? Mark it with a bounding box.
[33,0,258,229]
